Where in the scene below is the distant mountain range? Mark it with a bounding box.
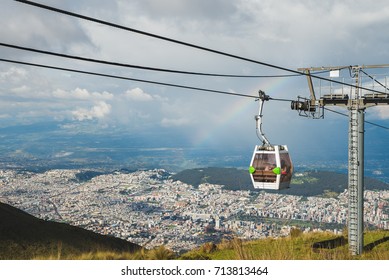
[172,167,389,196]
[0,202,141,259]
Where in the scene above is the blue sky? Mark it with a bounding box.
[1,0,389,169]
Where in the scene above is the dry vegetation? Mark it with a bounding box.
[180,229,389,260]
[29,229,389,260]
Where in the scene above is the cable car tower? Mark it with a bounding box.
[291,64,389,255]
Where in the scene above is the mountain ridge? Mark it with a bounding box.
[171,167,389,196]
[0,201,141,259]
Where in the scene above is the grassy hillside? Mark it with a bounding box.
[180,230,389,260]
[0,202,141,260]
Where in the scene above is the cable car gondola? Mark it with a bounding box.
[249,91,293,190]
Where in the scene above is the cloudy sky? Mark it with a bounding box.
[1,0,389,167]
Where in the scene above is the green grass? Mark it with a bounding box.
[21,230,389,260]
[180,230,389,260]
[32,246,176,260]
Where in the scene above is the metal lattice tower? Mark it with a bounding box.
[347,67,364,255]
[292,65,389,255]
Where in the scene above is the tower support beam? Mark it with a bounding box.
[348,108,364,255]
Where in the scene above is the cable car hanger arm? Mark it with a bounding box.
[255,90,271,146]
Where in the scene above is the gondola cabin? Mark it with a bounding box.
[249,145,293,190]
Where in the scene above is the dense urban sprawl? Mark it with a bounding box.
[0,169,388,253]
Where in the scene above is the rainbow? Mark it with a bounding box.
[192,97,254,147]
[191,77,295,148]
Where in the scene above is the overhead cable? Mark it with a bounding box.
[360,69,389,92]
[1,57,388,130]
[323,107,389,130]
[14,0,389,95]
[0,58,257,99]
[0,42,300,78]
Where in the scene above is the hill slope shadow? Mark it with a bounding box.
[0,202,141,259]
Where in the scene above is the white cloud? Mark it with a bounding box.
[53,88,114,100]
[0,1,93,52]
[0,67,28,83]
[371,107,389,120]
[128,0,237,21]
[123,88,154,102]
[72,101,112,121]
[11,85,30,94]
[0,114,10,119]
[161,117,190,127]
